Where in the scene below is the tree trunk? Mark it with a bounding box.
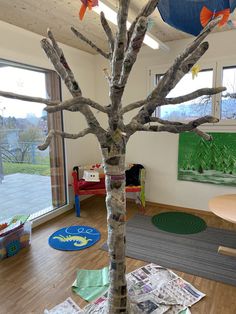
[102,148,130,313]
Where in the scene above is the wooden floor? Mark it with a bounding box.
[1,197,236,314]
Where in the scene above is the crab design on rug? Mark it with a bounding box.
[53,234,92,247]
[48,225,101,251]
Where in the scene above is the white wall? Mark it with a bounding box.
[95,29,236,211]
[0,21,102,207]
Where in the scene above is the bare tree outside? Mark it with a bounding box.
[0,1,227,312]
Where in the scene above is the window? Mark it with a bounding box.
[221,66,236,120]
[0,60,67,221]
[152,62,236,124]
[155,69,213,121]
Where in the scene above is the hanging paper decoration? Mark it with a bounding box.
[191,64,201,80]
[79,0,98,21]
[200,6,230,28]
[157,0,236,36]
[147,18,155,31]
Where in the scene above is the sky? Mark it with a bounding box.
[164,69,213,98]
[0,66,47,119]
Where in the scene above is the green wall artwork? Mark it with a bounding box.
[178,132,236,186]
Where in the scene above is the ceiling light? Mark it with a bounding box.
[93,1,169,51]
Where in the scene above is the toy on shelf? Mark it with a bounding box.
[83,170,100,182]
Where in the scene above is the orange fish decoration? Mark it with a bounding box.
[200,6,230,28]
[79,0,98,21]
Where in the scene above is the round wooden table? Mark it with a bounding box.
[209,194,236,257]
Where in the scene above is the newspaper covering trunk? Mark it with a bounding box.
[102,148,129,313]
[0,1,227,313]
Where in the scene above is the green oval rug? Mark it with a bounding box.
[152,211,207,234]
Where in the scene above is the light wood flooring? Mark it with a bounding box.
[1,197,236,314]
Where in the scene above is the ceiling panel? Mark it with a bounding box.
[0,0,235,55]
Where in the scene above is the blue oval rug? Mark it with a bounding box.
[48,225,100,251]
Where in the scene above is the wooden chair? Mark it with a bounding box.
[72,163,145,216]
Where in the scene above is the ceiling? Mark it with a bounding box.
[0,0,235,55]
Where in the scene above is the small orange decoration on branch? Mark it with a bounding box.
[79,0,98,21]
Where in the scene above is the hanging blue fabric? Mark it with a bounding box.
[157,0,236,36]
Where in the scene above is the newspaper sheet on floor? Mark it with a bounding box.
[82,263,205,314]
[44,297,83,314]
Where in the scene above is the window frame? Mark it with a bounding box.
[215,58,236,126]
[148,60,236,128]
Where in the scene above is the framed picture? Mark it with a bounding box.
[178,132,236,186]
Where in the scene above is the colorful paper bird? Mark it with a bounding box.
[200,6,230,28]
[79,0,98,21]
[191,64,201,80]
[157,0,236,36]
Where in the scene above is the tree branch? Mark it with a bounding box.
[128,41,211,128]
[127,0,159,49]
[135,115,218,133]
[222,92,236,98]
[164,87,226,105]
[148,117,213,140]
[121,99,147,114]
[44,96,108,114]
[71,27,110,59]
[121,86,226,114]
[0,90,58,106]
[125,18,224,137]
[147,17,222,105]
[103,68,112,84]
[109,1,130,130]
[120,17,148,86]
[38,128,93,151]
[111,0,130,84]
[149,117,184,124]
[41,38,81,97]
[100,12,114,54]
[124,54,226,122]
[183,16,222,61]
[193,128,213,141]
[47,29,81,96]
[0,92,107,119]
[41,31,106,139]
[148,42,210,104]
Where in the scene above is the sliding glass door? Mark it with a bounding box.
[0,60,67,221]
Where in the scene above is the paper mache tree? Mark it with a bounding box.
[0,1,227,313]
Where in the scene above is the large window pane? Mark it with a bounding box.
[156,69,213,121]
[0,61,66,221]
[221,66,236,120]
[0,64,46,97]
